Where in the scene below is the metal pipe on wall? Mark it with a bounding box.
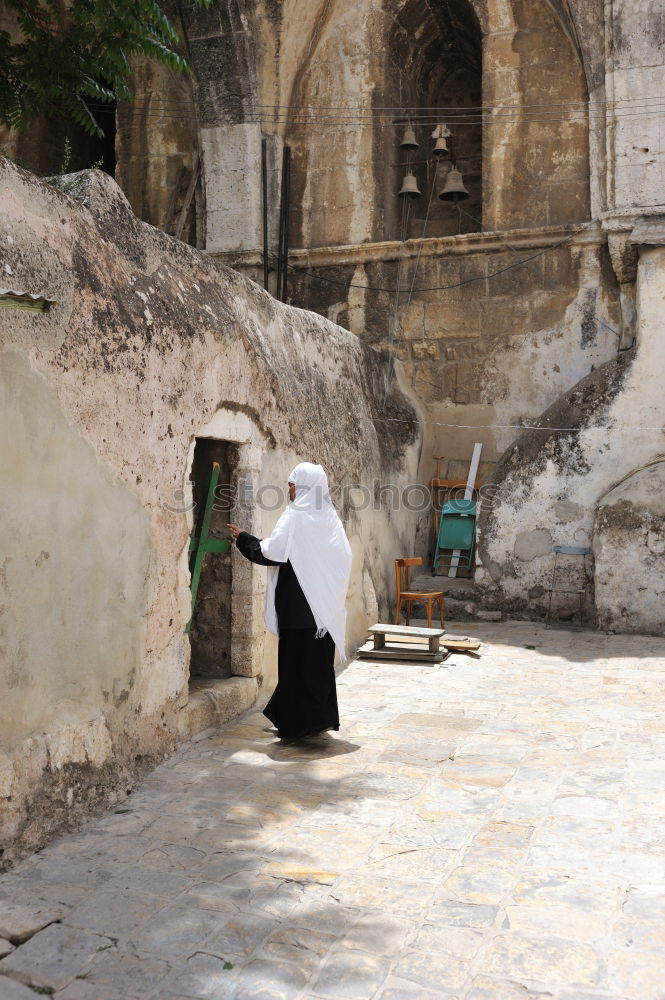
[275,145,292,302]
[281,146,291,303]
[261,138,269,291]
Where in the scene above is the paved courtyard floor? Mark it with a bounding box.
[1,621,665,1000]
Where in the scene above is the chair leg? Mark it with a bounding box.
[438,596,445,627]
[426,600,433,628]
[406,600,411,626]
[394,599,401,625]
[546,552,558,624]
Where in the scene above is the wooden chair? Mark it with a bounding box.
[394,557,445,627]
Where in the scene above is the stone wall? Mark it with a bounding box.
[103,0,590,248]
[0,159,421,864]
[477,240,665,631]
[276,223,621,473]
[593,463,665,634]
[604,0,665,214]
[4,0,616,524]
[157,0,605,519]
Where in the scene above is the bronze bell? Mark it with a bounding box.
[433,136,449,157]
[438,166,469,201]
[400,124,418,150]
[398,170,421,198]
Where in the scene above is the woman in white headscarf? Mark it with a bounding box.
[228,462,352,740]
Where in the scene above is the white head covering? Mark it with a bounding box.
[260,462,353,663]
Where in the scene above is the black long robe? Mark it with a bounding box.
[235,531,339,739]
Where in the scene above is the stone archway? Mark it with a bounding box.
[182,408,275,686]
[279,0,590,251]
[384,0,484,239]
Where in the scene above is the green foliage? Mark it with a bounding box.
[59,136,72,173]
[0,0,211,137]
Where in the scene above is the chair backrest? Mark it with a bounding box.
[395,557,422,598]
[443,498,477,516]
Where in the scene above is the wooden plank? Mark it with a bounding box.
[430,479,482,489]
[203,538,231,554]
[443,639,481,651]
[174,153,200,241]
[186,461,219,634]
[378,633,430,645]
[361,639,442,658]
[189,537,231,555]
[369,623,445,638]
[373,634,480,653]
[380,638,476,655]
[449,442,482,579]
[357,641,444,663]
[163,163,186,235]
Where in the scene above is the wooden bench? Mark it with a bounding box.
[370,623,444,653]
[356,623,481,663]
[356,623,446,663]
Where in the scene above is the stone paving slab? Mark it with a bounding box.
[0,622,665,998]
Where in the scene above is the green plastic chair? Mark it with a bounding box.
[433,499,477,573]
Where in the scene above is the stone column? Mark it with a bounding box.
[607,227,639,348]
[230,453,267,680]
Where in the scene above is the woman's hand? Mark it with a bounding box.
[228,523,242,540]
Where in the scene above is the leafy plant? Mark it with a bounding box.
[0,0,211,137]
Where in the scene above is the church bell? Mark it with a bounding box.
[433,136,449,157]
[438,166,469,201]
[398,170,421,198]
[400,124,419,150]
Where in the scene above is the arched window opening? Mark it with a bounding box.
[388,0,482,239]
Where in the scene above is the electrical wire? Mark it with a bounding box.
[381,158,437,413]
[379,177,411,404]
[90,101,665,128]
[381,165,439,410]
[98,92,665,112]
[369,414,663,432]
[80,89,658,416]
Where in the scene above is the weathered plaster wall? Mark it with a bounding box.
[477,241,665,630]
[93,0,661,631]
[0,351,150,749]
[276,224,621,473]
[0,159,420,863]
[593,463,665,633]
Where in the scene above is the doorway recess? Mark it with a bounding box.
[188,438,235,678]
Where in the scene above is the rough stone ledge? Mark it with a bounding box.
[178,676,259,739]
[0,677,261,870]
[212,221,604,271]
